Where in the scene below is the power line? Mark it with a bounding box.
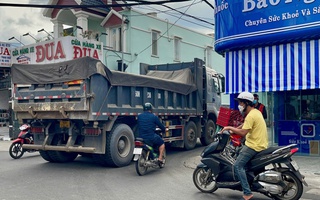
[0,0,193,9]
[202,0,214,10]
[133,5,213,29]
[133,0,214,26]
[134,0,203,15]
[139,1,214,21]
[136,0,197,56]
[162,4,214,26]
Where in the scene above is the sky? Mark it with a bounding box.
[0,0,215,46]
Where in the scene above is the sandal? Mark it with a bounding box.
[158,159,165,168]
[241,194,253,200]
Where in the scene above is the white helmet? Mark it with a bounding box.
[236,92,254,102]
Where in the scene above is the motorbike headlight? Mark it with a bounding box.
[19,124,30,131]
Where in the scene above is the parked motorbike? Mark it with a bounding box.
[133,129,166,176]
[9,124,36,159]
[193,131,308,200]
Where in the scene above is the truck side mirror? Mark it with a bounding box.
[219,74,225,93]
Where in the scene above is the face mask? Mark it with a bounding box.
[238,105,245,113]
[253,100,257,104]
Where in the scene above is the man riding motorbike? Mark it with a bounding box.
[221,92,268,200]
[137,102,166,164]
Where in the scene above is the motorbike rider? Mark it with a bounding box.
[137,102,166,164]
[221,92,268,200]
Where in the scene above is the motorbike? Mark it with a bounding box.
[193,131,308,200]
[9,124,36,159]
[133,129,166,176]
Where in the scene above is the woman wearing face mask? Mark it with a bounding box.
[221,92,268,200]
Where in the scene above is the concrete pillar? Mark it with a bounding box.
[51,19,63,38]
[75,13,88,38]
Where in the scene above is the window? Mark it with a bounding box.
[276,90,320,120]
[152,30,159,56]
[111,27,122,51]
[112,28,117,50]
[206,46,213,68]
[174,37,181,61]
[118,27,122,52]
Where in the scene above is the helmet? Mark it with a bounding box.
[236,92,254,103]
[143,102,153,111]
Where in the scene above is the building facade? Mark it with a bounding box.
[215,0,320,156]
[42,0,227,103]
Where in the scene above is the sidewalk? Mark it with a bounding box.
[0,126,10,141]
[0,140,11,151]
[0,126,11,151]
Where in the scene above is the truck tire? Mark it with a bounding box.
[47,135,78,163]
[96,124,134,167]
[184,121,197,150]
[200,119,216,146]
[39,150,55,162]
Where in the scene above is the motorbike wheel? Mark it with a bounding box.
[135,150,148,176]
[272,171,303,200]
[193,167,218,193]
[9,142,25,159]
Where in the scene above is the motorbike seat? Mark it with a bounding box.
[135,138,156,149]
[135,138,144,142]
[252,146,281,159]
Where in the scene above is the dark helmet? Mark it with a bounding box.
[143,102,153,111]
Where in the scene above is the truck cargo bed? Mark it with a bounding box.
[12,57,202,120]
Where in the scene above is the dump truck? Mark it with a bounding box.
[11,56,225,167]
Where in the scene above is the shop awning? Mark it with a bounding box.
[225,39,320,94]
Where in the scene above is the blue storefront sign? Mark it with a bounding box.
[278,121,320,155]
[214,0,320,53]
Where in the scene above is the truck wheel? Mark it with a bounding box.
[96,124,134,167]
[39,150,55,162]
[200,119,216,146]
[184,121,197,150]
[47,135,78,163]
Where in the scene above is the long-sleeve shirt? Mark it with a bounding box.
[137,111,165,140]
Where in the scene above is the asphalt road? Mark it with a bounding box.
[1,142,319,200]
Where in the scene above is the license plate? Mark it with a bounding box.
[291,160,300,171]
[133,148,142,155]
[60,121,70,128]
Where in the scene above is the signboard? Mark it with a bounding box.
[11,36,103,64]
[278,121,320,154]
[214,0,320,53]
[0,42,11,67]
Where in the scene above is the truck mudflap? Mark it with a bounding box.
[22,144,96,153]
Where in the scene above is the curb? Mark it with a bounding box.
[0,136,11,141]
